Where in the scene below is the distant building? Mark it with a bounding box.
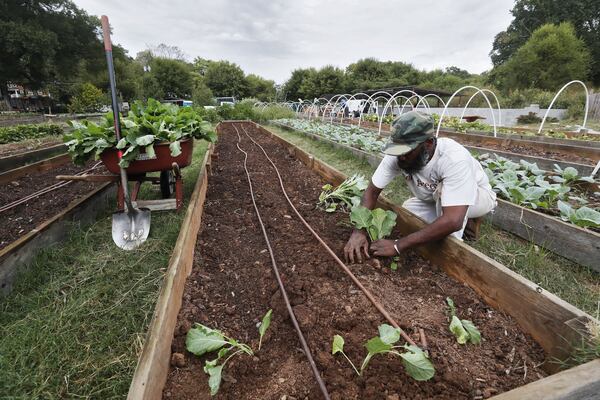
[1,83,51,112]
[214,97,235,106]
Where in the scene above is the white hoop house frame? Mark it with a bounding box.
[538,80,589,133]
[435,86,498,137]
[459,89,502,127]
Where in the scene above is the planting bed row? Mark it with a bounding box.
[163,123,547,399]
[331,118,598,166]
[271,121,600,271]
[0,159,107,250]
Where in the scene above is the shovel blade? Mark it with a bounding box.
[112,208,151,250]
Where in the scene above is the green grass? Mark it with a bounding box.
[266,124,600,315]
[0,140,209,399]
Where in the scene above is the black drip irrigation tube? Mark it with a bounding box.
[232,125,331,400]
[239,123,420,348]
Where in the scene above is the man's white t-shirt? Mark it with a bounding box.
[371,138,495,207]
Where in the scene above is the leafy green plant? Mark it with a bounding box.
[557,201,600,229]
[186,309,272,396]
[350,205,397,241]
[446,298,481,345]
[516,112,542,124]
[0,123,63,144]
[332,324,435,381]
[318,174,368,212]
[64,99,216,167]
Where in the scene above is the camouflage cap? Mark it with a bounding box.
[382,111,434,156]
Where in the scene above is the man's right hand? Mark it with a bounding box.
[344,230,370,264]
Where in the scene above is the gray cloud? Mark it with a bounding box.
[74,0,514,83]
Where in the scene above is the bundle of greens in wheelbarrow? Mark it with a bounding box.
[63,98,216,167]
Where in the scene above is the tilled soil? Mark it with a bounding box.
[0,160,107,249]
[164,123,547,400]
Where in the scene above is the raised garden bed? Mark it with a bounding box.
[272,121,600,271]
[127,121,598,400]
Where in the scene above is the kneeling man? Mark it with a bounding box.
[344,111,496,263]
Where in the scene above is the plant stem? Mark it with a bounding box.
[341,351,361,376]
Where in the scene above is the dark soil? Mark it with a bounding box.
[0,160,107,249]
[164,123,547,400]
[0,137,63,157]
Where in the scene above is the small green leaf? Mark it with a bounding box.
[258,309,272,350]
[446,297,457,317]
[204,364,223,396]
[390,261,398,271]
[116,138,127,149]
[186,324,228,356]
[169,140,182,157]
[449,316,469,344]
[332,335,345,355]
[135,134,155,146]
[365,336,392,354]
[350,205,372,230]
[378,324,401,345]
[145,144,156,159]
[400,345,435,381]
[462,320,481,344]
[258,309,272,338]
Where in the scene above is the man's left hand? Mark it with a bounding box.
[370,239,398,257]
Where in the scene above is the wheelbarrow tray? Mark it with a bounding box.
[100,139,193,175]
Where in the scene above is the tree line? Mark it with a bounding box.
[1,0,597,114]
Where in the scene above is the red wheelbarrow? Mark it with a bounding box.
[56,139,194,211]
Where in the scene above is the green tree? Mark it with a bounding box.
[192,78,215,106]
[141,58,193,100]
[490,0,600,84]
[246,74,276,101]
[68,82,105,113]
[489,23,591,90]
[283,68,314,101]
[204,61,247,98]
[298,65,345,99]
[0,0,101,108]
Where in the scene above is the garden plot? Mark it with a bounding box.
[0,159,108,250]
[273,119,600,271]
[162,122,550,399]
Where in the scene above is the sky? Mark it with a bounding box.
[73,0,515,84]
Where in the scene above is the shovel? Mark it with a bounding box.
[101,15,151,250]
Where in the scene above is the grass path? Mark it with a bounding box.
[0,140,209,399]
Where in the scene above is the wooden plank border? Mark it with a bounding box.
[0,153,70,185]
[0,144,67,174]
[127,142,214,400]
[0,182,115,294]
[271,122,600,272]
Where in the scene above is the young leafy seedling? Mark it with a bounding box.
[332,324,435,381]
[350,205,397,241]
[446,298,481,345]
[318,174,368,212]
[186,309,272,396]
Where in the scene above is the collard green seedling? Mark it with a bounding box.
[186,309,272,396]
[350,205,397,241]
[332,324,435,381]
[558,201,600,229]
[318,174,368,212]
[446,298,481,345]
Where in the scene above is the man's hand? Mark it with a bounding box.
[370,239,398,257]
[344,230,370,263]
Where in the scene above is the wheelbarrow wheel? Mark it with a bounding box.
[160,170,175,198]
